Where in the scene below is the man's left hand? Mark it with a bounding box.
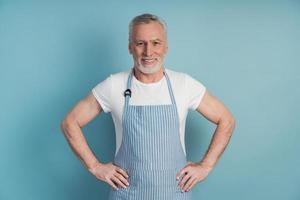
[176,161,213,192]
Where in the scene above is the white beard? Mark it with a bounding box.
[135,61,163,74]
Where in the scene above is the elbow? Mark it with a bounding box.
[219,113,236,133]
[230,117,236,131]
[226,115,236,133]
[60,119,68,136]
[60,120,66,134]
[60,117,76,137]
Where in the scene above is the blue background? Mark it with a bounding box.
[0,1,299,200]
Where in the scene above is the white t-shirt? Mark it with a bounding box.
[92,68,206,156]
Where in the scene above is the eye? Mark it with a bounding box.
[136,42,144,46]
[153,41,161,46]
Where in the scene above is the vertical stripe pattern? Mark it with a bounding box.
[109,69,191,200]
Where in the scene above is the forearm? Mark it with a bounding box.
[61,120,101,172]
[198,118,236,169]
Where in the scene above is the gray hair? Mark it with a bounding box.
[129,13,167,43]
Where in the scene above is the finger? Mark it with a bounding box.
[183,176,196,191]
[187,161,192,165]
[179,173,191,188]
[116,167,129,179]
[107,179,118,190]
[112,176,128,189]
[176,168,188,180]
[114,173,129,187]
[186,178,197,192]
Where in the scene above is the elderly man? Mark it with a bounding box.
[61,13,236,200]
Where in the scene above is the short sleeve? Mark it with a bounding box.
[185,74,206,110]
[91,75,112,113]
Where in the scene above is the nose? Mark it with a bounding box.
[143,43,153,57]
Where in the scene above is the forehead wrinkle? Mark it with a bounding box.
[131,25,166,41]
[134,38,165,42]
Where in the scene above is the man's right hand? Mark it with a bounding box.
[89,162,130,190]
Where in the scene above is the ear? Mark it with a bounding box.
[164,42,168,55]
[128,43,133,55]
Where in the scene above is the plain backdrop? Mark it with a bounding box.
[0,1,299,200]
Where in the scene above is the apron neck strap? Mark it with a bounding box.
[125,68,177,106]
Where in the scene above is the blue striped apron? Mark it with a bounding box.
[109,69,191,200]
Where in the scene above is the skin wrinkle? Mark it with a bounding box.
[60,14,236,196]
[129,21,168,80]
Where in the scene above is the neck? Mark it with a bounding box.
[133,66,165,83]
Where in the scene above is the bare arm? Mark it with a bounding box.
[196,90,236,168]
[177,90,236,192]
[60,92,103,171]
[60,92,129,190]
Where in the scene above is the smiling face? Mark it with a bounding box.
[129,21,168,74]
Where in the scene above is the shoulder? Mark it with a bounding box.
[93,69,131,93]
[165,68,198,85]
[165,67,206,101]
[98,70,131,89]
[165,68,187,82]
